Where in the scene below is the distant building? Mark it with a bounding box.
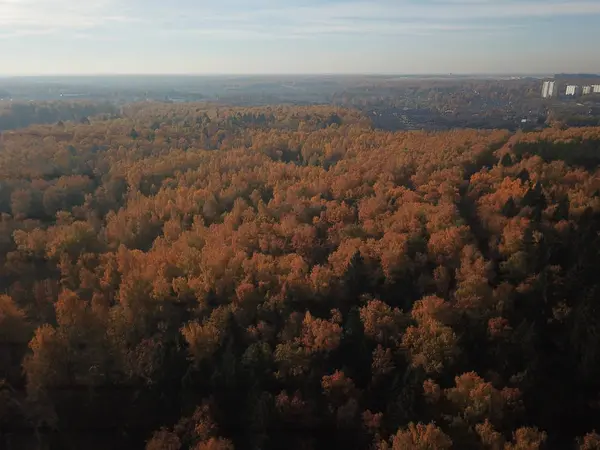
[582,86,592,95]
[541,80,556,98]
[592,85,600,93]
[565,85,579,96]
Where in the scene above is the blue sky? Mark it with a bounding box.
[1,0,600,75]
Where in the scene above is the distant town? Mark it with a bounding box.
[541,80,600,98]
[2,74,600,132]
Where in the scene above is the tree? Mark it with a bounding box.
[504,427,547,450]
[378,422,452,450]
[402,298,458,374]
[146,429,182,450]
[579,432,600,450]
[359,299,404,345]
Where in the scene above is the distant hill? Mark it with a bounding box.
[555,73,600,79]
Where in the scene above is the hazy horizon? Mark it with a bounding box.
[0,73,562,78]
[2,0,600,75]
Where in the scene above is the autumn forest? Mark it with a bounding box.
[1,103,600,450]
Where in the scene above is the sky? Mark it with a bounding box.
[1,0,600,75]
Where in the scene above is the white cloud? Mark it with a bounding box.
[166,21,524,41]
[150,0,600,39]
[1,0,600,39]
[0,0,133,33]
[247,1,600,23]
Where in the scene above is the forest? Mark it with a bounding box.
[0,103,599,450]
[0,102,117,132]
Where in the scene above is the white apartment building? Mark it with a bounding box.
[592,85,600,93]
[565,85,579,96]
[541,80,556,98]
[583,86,592,95]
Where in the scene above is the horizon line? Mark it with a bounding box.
[0,72,567,78]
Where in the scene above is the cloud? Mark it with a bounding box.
[165,21,524,41]
[1,0,600,40]
[0,0,134,33]
[150,0,600,39]
[245,1,600,23]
